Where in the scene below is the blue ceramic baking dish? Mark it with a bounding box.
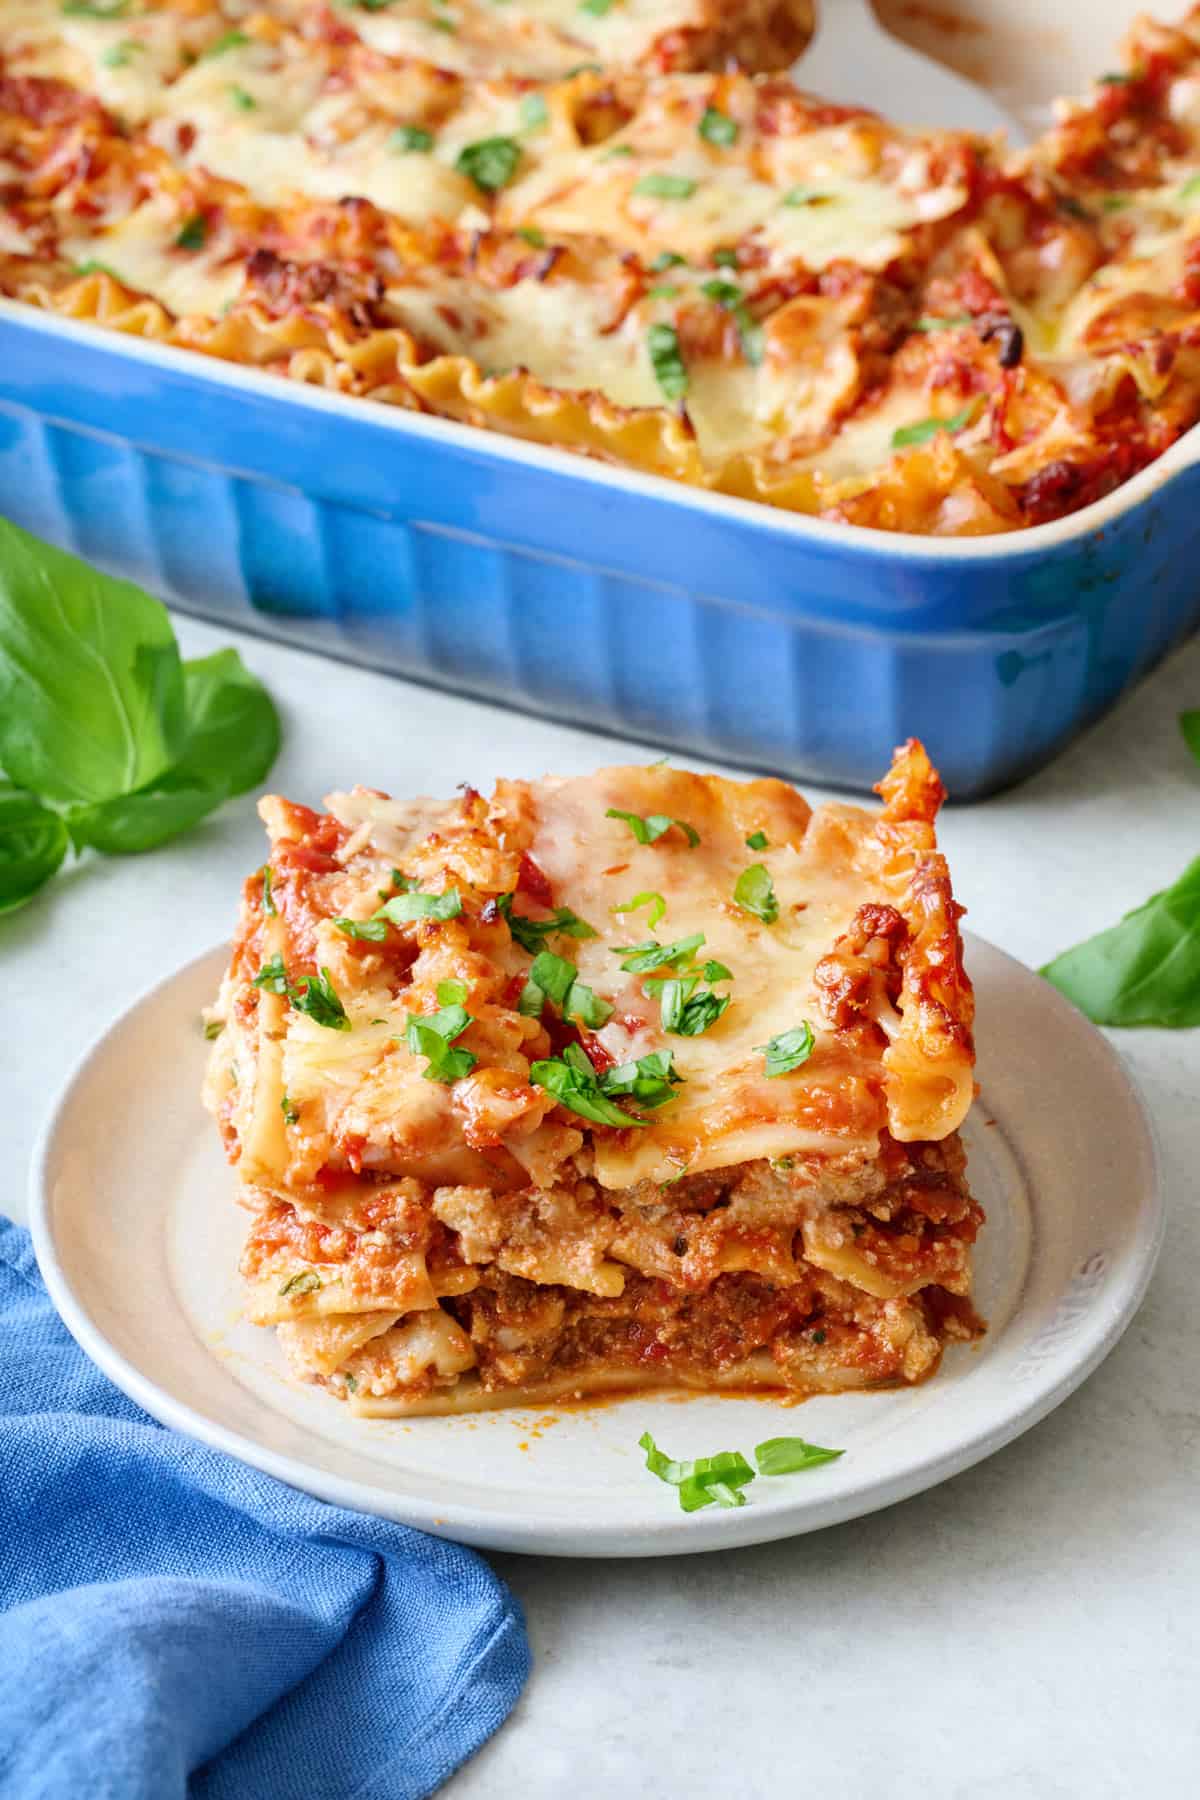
[2,298,1198,798]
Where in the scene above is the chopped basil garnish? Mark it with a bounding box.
[711,248,738,267]
[437,979,468,1005]
[101,40,141,67]
[614,931,705,973]
[598,1049,683,1109]
[891,403,975,448]
[580,0,615,11]
[203,1018,224,1040]
[378,886,462,922]
[531,1041,647,1127]
[253,956,351,1030]
[334,915,389,941]
[280,1094,299,1125]
[175,215,207,251]
[519,93,548,130]
[649,976,730,1036]
[61,0,129,15]
[497,894,597,951]
[650,284,680,299]
[390,125,434,152]
[1098,69,1135,84]
[638,1431,756,1511]
[649,251,686,272]
[913,314,972,332]
[783,187,832,206]
[518,225,546,246]
[456,137,522,192]
[252,953,290,996]
[600,143,634,159]
[634,173,697,200]
[700,277,762,367]
[260,864,276,915]
[733,863,778,923]
[605,807,699,846]
[523,949,613,1028]
[343,1374,358,1394]
[292,967,351,1031]
[278,1270,320,1298]
[698,106,738,147]
[228,84,256,110]
[73,260,121,279]
[406,1000,477,1082]
[564,61,602,76]
[756,1022,815,1076]
[611,889,666,928]
[202,28,250,57]
[647,322,687,401]
[754,1436,844,1475]
[1179,174,1200,202]
[745,830,768,850]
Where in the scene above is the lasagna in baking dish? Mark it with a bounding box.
[202,741,983,1415]
[3,2,1200,533]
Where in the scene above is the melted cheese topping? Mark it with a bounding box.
[525,768,889,1185]
[347,0,704,82]
[61,196,245,317]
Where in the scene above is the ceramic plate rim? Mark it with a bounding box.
[29,934,1164,1557]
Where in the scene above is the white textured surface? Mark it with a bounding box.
[5,616,1199,1795]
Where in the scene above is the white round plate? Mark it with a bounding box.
[31,934,1161,1558]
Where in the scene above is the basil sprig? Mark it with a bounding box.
[497,893,597,951]
[520,949,612,1028]
[606,808,699,846]
[334,916,389,941]
[614,931,704,973]
[456,137,522,192]
[756,1022,815,1076]
[253,956,351,1031]
[378,886,462,923]
[598,1049,682,1109]
[1040,710,1200,1026]
[639,1430,844,1511]
[618,930,731,1035]
[406,996,477,1082]
[733,862,778,923]
[531,1042,648,1127]
[0,520,279,910]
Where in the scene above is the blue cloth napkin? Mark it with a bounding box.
[0,1218,529,1800]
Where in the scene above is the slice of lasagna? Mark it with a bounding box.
[203,741,982,1415]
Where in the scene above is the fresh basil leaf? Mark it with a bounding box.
[278,1270,320,1297]
[102,40,141,67]
[1040,854,1200,1026]
[614,931,705,973]
[202,28,250,56]
[891,404,975,449]
[1181,709,1200,764]
[647,322,688,402]
[605,807,699,846]
[756,1022,815,1075]
[334,916,389,941]
[280,1094,299,1125]
[745,830,768,850]
[1179,174,1200,203]
[698,106,738,147]
[528,950,613,1027]
[648,251,686,272]
[0,516,186,807]
[291,966,351,1031]
[637,1431,756,1511]
[175,214,207,250]
[456,136,522,191]
[261,865,276,915]
[782,186,832,206]
[634,173,696,200]
[913,314,972,332]
[518,226,546,246]
[378,887,462,922]
[579,0,614,12]
[754,1436,844,1475]
[390,124,433,152]
[701,959,731,982]
[60,0,129,14]
[711,248,739,267]
[203,1018,224,1040]
[437,979,468,1005]
[0,783,69,915]
[253,953,290,995]
[68,648,281,853]
[501,898,597,951]
[669,986,730,1037]
[531,1042,646,1127]
[599,1049,683,1109]
[228,84,256,110]
[700,276,763,366]
[519,93,547,130]
[733,863,778,923]
[406,1000,477,1082]
[518,976,545,1017]
[611,890,666,928]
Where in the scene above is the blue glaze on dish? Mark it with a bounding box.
[2,304,1199,797]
